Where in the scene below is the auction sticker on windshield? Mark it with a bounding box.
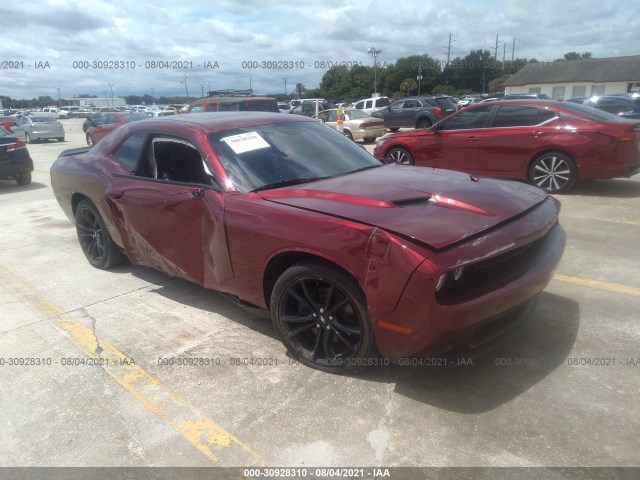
[222,132,270,154]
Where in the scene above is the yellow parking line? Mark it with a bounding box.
[562,214,640,227]
[56,320,268,468]
[0,262,267,469]
[553,273,640,298]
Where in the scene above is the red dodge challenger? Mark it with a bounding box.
[51,112,565,371]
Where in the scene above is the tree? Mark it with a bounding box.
[399,79,417,97]
[557,52,593,61]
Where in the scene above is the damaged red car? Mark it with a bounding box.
[50,112,565,371]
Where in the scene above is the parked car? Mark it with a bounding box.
[50,112,565,371]
[41,107,60,118]
[85,112,150,145]
[371,96,457,130]
[567,95,640,119]
[186,90,279,113]
[373,100,640,193]
[315,108,386,142]
[456,95,483,109]
[352,96,391,114]
[0,128,34,185]
[83,113,103,132]
[11,115,65,143]
[278,102,291,113]
[0,115,18,132]
[290,100,336,117]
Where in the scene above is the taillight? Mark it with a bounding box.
[5,139,26,152]
[599,129,639,143]
[434,107,443,116]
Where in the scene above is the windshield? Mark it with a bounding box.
[558,101,630,122]
[121,113,152,123]
[31,116,55,122]
[209,121,382,192]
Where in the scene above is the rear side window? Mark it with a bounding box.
[441,106,493,130]
[491,105,556,127]
[205,103,220,112]
[113,133,148,172]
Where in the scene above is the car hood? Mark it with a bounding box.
[258,164,549,250]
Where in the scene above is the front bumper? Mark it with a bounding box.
[370,220,566,359]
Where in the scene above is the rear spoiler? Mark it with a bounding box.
[58,146,91,158]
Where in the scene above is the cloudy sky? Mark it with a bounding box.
[1,0,638,101]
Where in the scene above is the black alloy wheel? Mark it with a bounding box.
[271,261,376,371]
[528,152,577,193]
[74,199,122,269]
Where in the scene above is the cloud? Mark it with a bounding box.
[0,0,638,99]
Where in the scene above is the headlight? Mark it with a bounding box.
[453,266,465,281]
[435,273,450,292]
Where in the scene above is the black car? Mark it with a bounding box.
[567,95,640,119]
[0,128,34,185]
[290,100,336,117]
[371,96,457,130]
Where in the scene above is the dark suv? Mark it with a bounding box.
[186,89,279,113]
[371,96,457,130]
[567,95,640,119]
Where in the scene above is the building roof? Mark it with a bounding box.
[503,55,640,86]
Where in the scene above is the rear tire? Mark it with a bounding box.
[342,130,353,140]
[16,172,31,186]
[74,199,123,269]
[528,151,577,193]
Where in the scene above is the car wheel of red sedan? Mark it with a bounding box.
[75,200,123,269]
[386,147,414,165]
[528,152,577,193]
[271,261,376,371]
[86,134,94,146]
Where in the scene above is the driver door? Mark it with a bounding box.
[106,134,224,286]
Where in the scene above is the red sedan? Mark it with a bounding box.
[85,112,150,145]
[373,100,640,193]
[51,113,565,371]
[0,115,18,133]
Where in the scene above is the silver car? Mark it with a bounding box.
[11,115,65,143]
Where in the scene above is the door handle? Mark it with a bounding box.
[466,136,479,142]
[531,131,545,137]
[192,189,205,200]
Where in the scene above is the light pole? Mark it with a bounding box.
[55,87,61,107]
[108,83,115,108]
[104,91,109,107]
[284,77,288,95]
[416,64,423,96]
[180,75,190,102]
[207,82,211,95]
[150,88,155,105]
[201,84,205,98]
[368,47,381,95]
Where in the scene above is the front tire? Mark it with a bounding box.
[386,147,414,165]
[270,260,376,372]
[75,200,123,269]
[528,152,577,193]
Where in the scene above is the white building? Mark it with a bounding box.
[503,55,640,100]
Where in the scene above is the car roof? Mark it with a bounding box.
[127,111,315,133]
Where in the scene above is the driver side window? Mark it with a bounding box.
[136,136,214,186]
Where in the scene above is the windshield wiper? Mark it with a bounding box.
[349,164,384,174]
[252,177,328,192]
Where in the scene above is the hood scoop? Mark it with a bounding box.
[393,194,495,216]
